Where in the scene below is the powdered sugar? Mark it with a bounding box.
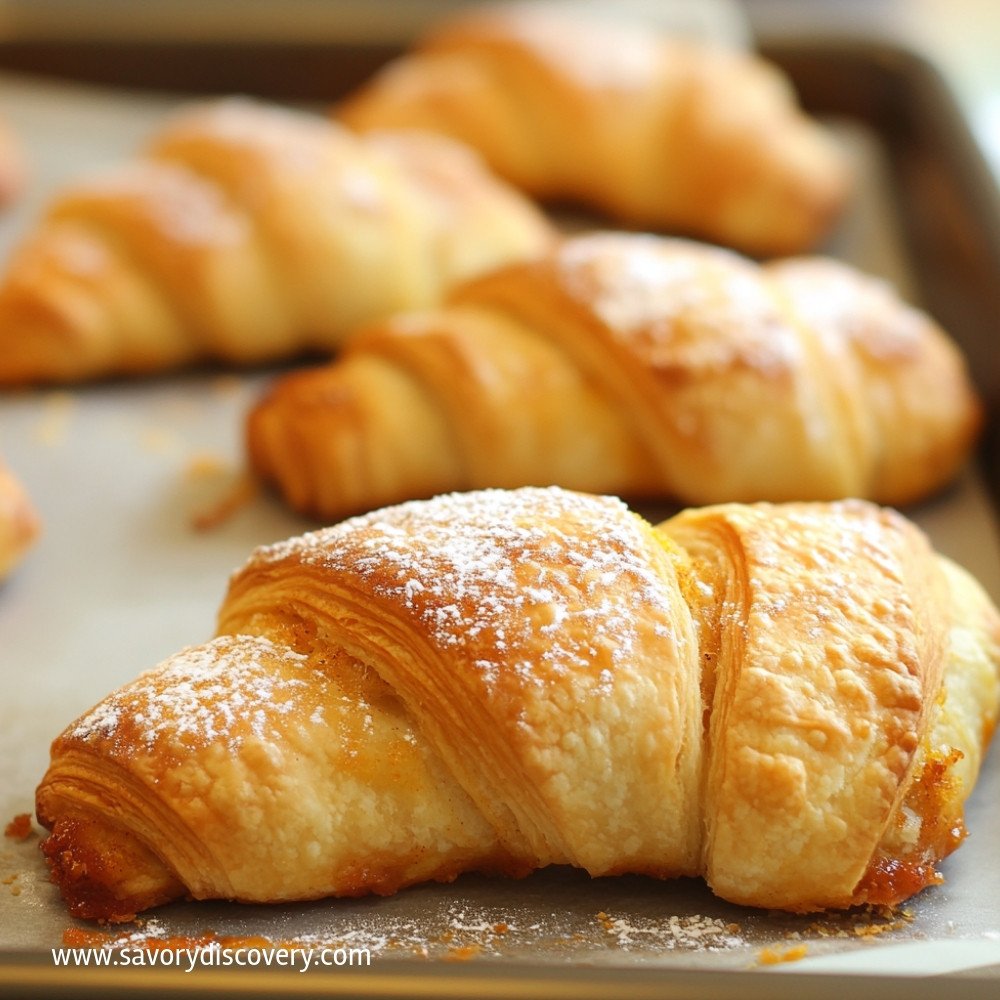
[69,635,309,750]
[595,911,744,951]
[247,487,681,690]
[554,233,798,378]
[95,902,747,962]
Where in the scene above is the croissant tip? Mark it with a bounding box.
[39,815,184,924]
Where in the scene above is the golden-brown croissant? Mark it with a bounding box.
[35,487,1000,920]
[0,98,554,386]
[336,4,849,256]
[0,456,40,579]
[248,232,980,519]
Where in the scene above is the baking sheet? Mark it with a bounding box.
[1,68,999,991]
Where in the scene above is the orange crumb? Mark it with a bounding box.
[190,473,258,532]
[444,944,482,962]
[2,874,17,885]
[852,917,909,938]
[493,922,509,935]
[63,928,114,948]
[758,944,809,966]
[4,813,33,840]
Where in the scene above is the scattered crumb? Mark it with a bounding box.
[4,813,33,840]
[757,944,809,966]
[34,392,75,446]
[182,453,259,531]
[60,903,747,963]
[804,905,914,939]
[51,899,922,968]
[2,874,17,885]
[444,944,482,961]
[594,910,745,951]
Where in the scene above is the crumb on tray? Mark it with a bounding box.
[757,944,809,965]
[181,452,259,531]
[189,473,258,532]
[4,813,34,840]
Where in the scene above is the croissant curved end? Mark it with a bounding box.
[38,813,185,923]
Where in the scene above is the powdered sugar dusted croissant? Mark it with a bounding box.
[337,4,849,256]
[0,97,553,385]
[36,487,1000,920]
[248,232,980,519]
[0,457,40,579]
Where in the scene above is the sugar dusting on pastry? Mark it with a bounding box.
[471,8,662,92]
[766,257,925,361]
[250,486,680,689]
[70,635,310,749]
[554,233,799,377]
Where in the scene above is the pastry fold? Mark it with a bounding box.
[337,4,849,256]
[36,488,1000,920]
[0,98,553,385]
[248,232,980,518]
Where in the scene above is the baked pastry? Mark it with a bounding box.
[337,4,849,256]
[35,487,1000,920]
[248,232,980,519]
[0,457,40,579]
[0,97,553,386]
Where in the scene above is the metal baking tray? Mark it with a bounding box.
[1,27,1000,1000]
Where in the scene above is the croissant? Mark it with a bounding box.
[248,232,980,519]
[336,4,850,256]
[0,457,40,579]
[0,98,553,386]
[35,487,1000,920]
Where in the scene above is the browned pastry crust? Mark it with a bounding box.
[36,488,1000,920]
[247,232,980,519]
[0,98,553,386]
[0,457,40,580]
[337,4,850,256]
